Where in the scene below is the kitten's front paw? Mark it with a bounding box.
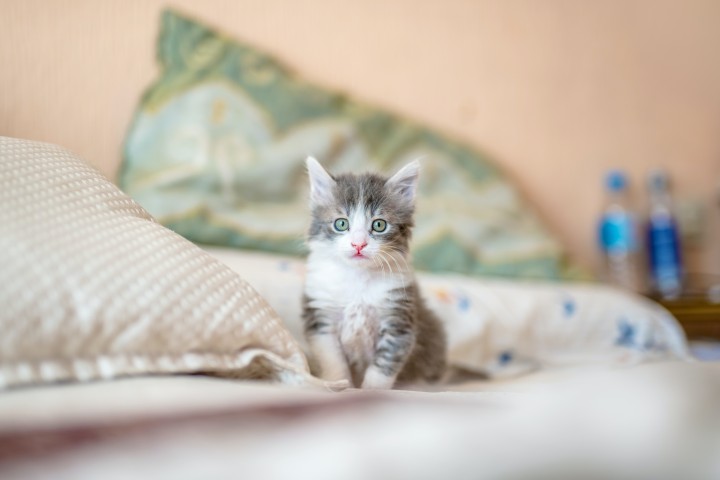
[319,365,351,384]
[361,366,396,390]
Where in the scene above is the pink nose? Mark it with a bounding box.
[351,242,367,253]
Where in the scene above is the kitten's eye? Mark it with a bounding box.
[372,219,387,233]
[333,218,349,232]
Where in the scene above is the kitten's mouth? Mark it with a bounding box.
[351,252,368,259]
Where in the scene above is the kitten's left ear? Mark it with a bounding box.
[387,160,420,203]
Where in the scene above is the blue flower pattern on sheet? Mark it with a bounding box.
[456,292,470,313]
[278,260,290,272]
[562,296,576,318]
[614,316,670,352]
[498,350,513,365]
[615,318,637,348]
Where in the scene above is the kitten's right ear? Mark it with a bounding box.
[306,156,336,206]
[387,160,420,205]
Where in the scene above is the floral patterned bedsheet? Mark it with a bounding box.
[205,247,688,379]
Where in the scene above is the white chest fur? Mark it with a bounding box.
[305,253,408,366]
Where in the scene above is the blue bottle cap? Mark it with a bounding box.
[605,170,627,192]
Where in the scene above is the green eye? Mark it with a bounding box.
[333,218,349,232]
[372,219,387,233]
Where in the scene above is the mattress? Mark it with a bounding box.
[1,247,718,479]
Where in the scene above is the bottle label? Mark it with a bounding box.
[600,212,637,254]
[647,214,682,290]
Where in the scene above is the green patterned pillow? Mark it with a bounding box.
[120,9,580,280]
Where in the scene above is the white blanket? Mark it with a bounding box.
[1,361,719,479]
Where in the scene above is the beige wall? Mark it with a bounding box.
[2,0,719,276]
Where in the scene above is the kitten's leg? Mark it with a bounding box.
[307,333,351,383]
[303,301,351,383]
[362,318,416,390]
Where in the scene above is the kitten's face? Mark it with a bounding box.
[306,157,419,270]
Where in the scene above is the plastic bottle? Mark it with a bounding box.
[598,170,643,291]
[645,170,683,299]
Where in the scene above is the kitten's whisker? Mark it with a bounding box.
[383,249,411,301]
[384,250,405,275]
[383,247,411,274]
[376,251,394,276]
[378,251,408,301]
[378,252,401,299]
[383,245,409,260]
[371,255,387,284]
[376,256,388,284]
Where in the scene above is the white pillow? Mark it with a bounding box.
[0,137,313,389]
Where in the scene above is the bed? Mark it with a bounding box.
[1,136,719,478]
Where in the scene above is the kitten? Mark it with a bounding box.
[302,157,446,389]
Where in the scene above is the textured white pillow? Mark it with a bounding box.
[0,136,312,389]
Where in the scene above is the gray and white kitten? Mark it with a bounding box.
[302,157,446,389]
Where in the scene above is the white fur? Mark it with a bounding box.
[307,333,351,382]
[361,365,396,389]
[305,247,411,383]
[348,205,370,249]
